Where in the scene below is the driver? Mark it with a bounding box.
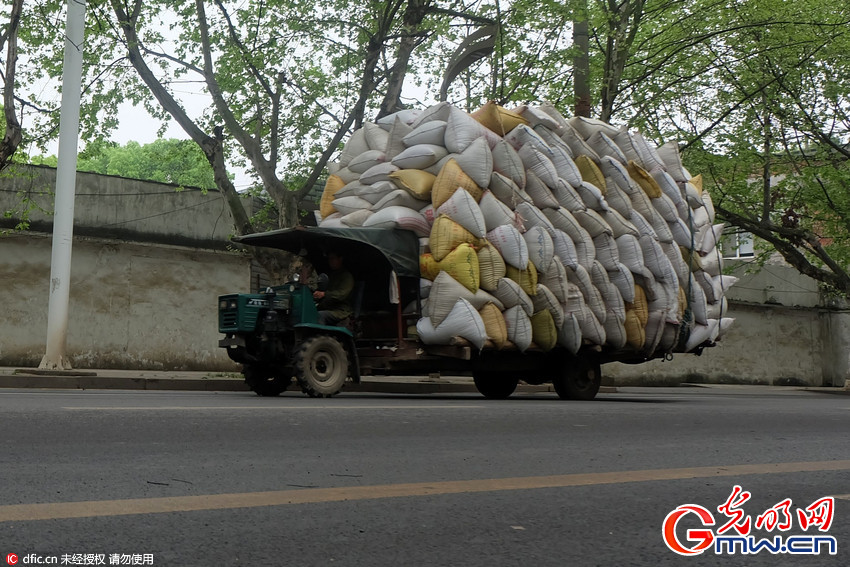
[313,250,354,325]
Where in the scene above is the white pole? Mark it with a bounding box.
[39,0,86,370]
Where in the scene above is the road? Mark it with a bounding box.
[1,386,848,566]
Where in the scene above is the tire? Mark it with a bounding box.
[472,372,519,400]
[552,358,601,401]
[294,335,349,398]
[244,365,290,397]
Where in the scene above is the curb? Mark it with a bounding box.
[0,371,617,396]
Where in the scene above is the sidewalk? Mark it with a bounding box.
[0,366,564,395]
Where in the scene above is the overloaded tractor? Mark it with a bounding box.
[218,226,636,399]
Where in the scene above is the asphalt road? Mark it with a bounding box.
[1,386,848,566]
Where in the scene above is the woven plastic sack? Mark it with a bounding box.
[652,193,680,223]
[657,140,690,182]
[685,320,718,352]
[544,207,583,242]
[549,145,583,188]
[602,179,634,218]
[389,169,436,200]
[417,298,487,350]
[516,202,556,236]
[491,139,527,189]
[576,181,609,212]
[627,160,663,199]
[698,223,726,256]
[523,226,555,272]
[540,255,570,303]
[614,129,665,171]
[373,188,428,211]
[575,155,607,194]
[357,181,401,205]
[425,270,479,325]
[525,171,560,209]
[514,104,562,131]
[639,234,677,283]
[575,209,613,238]
[643,310,666,355]
[601,209,639,239]
[320,174,345,218]
[479,191,525,233]
[591,261,625,321]
[518,144,560,189]
[429,214,483,262]
[530,310,558,352]
[437,188,487,238]
[339,128,369,167]
[432,158,483,209]
[363,205,430,237]
[360,162,400,186]
[554,312,581,354]
[454,137,494,188]
[599,155,638,196]
[341,209,374,227]
[487,225,529,270]
[479,302,508,349]
[551,178,587,213]
[348,149,387,174]
[560,122,601,162]
[608,262,636,304]
[551,229,579,270]
[392,144,448,170]
[445,106,501,154]
[472,101,528,136]
[616,234,645,273]
[506,261,538,297]
[384,116,413,160]
[587,130,628,164]
[603,308,628,350]
[652,169,688,217]
[410,102,452,129]
[318,213,345,228]
[493,277,534,316]
[532,284,564,329]
[477,242,507,292]
[503,305,533,352]
[631,285,649,327]
[403,120,447,147]
[592,232,620,271]
[566,263,607,324]
[624,308,645,350]
[670,218,695,248]
[504,123,550,151]
[489,172,533,209]
[332,195,371,216]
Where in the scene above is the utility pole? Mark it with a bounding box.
[39,0,86,370]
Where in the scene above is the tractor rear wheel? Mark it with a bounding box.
[294,335,349,398]
[552,357,601,400]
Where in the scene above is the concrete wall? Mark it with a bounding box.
[1,166,249,370]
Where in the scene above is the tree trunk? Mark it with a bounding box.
[0,0,23,170]
[572,0,591,118]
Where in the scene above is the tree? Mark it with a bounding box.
[0,0,23,170]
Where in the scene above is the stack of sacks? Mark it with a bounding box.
[319,101,735,356]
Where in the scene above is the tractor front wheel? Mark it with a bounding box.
[243,365,291,397]
[294,335,350,398]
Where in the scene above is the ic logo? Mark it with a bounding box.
[6,554,18,565]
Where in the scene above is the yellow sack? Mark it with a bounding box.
[320,174,345,218]
[420,244,480,292]
[479,302,508,349]
[530,310,558,352]
[679,246,703,272]
[432,159,484,209]
[678,286,687,320]
[627,160,662,199]
[429,214,482,262]
[689,174,703,194]
[389,169,436,200]
[506,261,538,297]
[477,242,507,292]
[575,155,607,194]
[471,101,528,136]
[630,284,649,327]
[624,309,645,350]
[420,253,440,280]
